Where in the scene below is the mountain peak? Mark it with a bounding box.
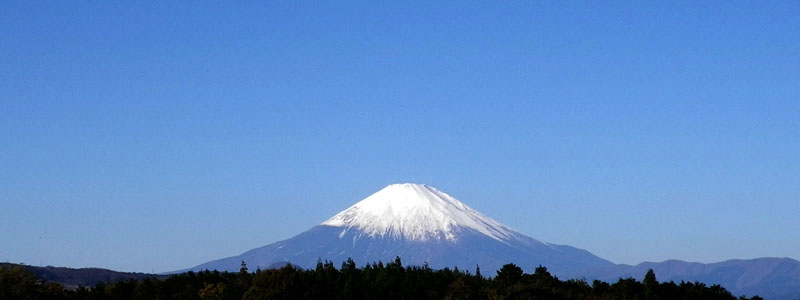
[321,183,518,242]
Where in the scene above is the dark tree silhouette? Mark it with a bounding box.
[0,261,766,300]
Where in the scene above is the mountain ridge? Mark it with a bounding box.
[0,262,166,289]
[573,257,800,300]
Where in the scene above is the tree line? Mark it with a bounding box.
[1,258,763,300]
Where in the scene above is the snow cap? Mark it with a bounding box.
[321,183,518,242]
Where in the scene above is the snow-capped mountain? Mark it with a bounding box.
[321,183,519,242]
[182,183,800,299]
[186,183,613,275]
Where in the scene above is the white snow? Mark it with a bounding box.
[321,183,521,242]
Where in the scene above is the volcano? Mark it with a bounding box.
[187,183,613,274]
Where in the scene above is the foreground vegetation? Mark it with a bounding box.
[1,258,763,300]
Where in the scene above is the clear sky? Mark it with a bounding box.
[1,2,799,273]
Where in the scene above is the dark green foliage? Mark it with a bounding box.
[0,265,69,300]
[0,260,765,300]
[643,269,658,300]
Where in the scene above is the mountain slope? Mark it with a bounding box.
[321,183,518,242]
[187,183,613,275]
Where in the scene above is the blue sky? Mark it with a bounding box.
[1,2,799,273]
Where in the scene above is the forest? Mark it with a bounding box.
[1,258,763,300]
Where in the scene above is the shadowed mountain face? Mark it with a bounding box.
[189,224,612,275]
[187,183,613,274]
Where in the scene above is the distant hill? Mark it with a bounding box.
[573,257,800,300]
[0,262,166,288]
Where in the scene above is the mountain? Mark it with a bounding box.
[187,183,614,275]
[185,183,800,299]
[0,263,165,289]
[579,258,800,300]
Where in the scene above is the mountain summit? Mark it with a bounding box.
[187,183,613,274]
[321,183,518,242]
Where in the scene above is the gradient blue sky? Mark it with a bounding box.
[2,2,799,273]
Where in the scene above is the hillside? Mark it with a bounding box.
[0,262,166,288]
